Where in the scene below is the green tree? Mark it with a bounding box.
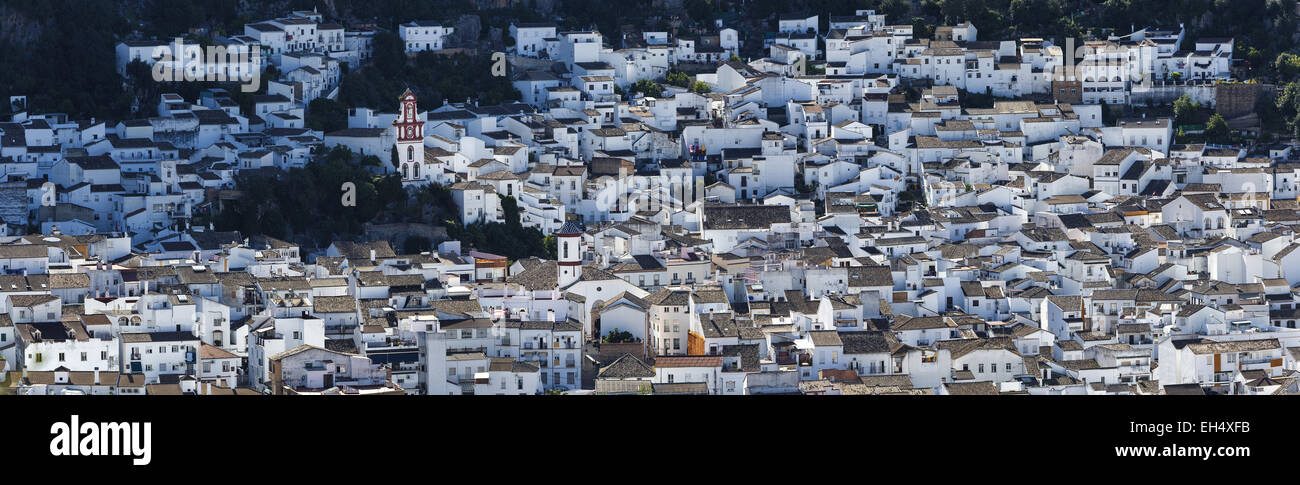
[499,195,522,227]
[212,146,395,246]
[1276,52,1300,79]
[684,0,718,23]
[630,79,664,98]
[665,71,692,88]
[910,17,935,39]
[306,98,348,133]
[403,235,432,254]
[339,51,521,113]
[603,329,638,343]
[880,0,912,20]
[1007,0,1063,36]
[372,31,408,77]
[692,81,712,94]
[543,235,557,259]
[1242,45,1266,71]
[0,0,132,120]
[1205,113,1230,142]
[1099,101,1117,126]
[1172,94,1200,125]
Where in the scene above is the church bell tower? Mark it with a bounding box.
[394,88,424,181]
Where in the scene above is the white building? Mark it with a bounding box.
[400,21,454,52]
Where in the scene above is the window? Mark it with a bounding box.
[58,352,65,362]
[978,364,984,373]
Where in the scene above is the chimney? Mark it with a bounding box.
[370,248,376,264]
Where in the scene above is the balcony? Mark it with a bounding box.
[1238,357,1276,371]
[776,352,797,366]
[1117,363,1148,374]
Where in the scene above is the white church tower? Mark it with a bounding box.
[557,221,583,288]
[394,88,424,182]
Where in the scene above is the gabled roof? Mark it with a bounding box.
[597,353,655,379]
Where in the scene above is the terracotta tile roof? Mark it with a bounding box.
[653,355,723,368]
